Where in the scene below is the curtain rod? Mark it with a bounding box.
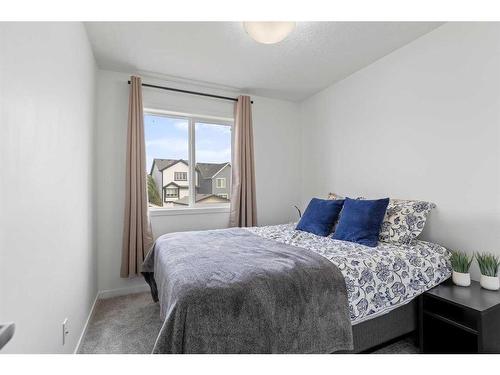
[127,81,253,104]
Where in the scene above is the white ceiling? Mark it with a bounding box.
[85,22,443,101]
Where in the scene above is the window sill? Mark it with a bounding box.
[149,205,230,217]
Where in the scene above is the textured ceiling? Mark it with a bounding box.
[85,22,443,101]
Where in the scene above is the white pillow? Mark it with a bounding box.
[327,192,365,200]
[379,199,436,245]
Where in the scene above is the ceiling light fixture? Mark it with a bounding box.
[243,22,296,44]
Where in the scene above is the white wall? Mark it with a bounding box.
[95,69,301,292]
[0,23,97,353]
[300,22,500,279]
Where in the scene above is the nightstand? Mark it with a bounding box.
[419,279,500,353]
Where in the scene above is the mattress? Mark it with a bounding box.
[247,223,451,324]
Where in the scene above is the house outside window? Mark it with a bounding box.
[145,111,233,209]
[216,178,226,189]
[174,172,187,181]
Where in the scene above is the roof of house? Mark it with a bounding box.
[150,159,187,175]
[163,181,188,189]
[151,158,230,179]
[196,162,230,179]
[171,194,230,206]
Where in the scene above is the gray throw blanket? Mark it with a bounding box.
[142,228,353,353]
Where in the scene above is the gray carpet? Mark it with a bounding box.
[79,292,162,354]
[78,292,419,354]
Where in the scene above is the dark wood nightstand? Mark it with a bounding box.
[419,279,500,353]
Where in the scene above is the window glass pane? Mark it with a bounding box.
[195,122,232,206]
[145,114,189,208]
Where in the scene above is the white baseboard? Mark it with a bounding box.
[74,293,99,354]
[98,284,150,299]
[73,283,151,353]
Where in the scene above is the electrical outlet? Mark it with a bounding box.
[62,318,69,345]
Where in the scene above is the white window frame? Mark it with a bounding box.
[216,178,226,189]
[174,172,187,181]
[165,187,179,198]
[145,108,233,216]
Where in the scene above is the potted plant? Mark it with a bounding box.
[450,251,473,287]
[476,252,500,291]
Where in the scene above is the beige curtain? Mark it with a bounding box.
[229,95,257,227]
[121,76,154,278]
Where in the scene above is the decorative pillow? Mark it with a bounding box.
[327,192,345,200]
[328,192,365,200]
[327,192,365,233]
[332,197,389,247]
[296,198,345,237]
[379,199,436,245]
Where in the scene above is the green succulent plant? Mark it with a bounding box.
[449,251,474,273]
[476,252,500,277]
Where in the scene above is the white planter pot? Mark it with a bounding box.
[452,271,471,287]
[480,275,500,291]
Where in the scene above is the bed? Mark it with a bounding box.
[142,223,451,353]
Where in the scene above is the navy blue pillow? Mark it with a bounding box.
[332,197,389,247]
[296,198,345,236]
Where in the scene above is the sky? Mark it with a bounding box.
[144,114,231,172]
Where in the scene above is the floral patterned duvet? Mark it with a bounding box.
[247,223,451,324]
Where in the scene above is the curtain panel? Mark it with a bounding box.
[121,76,154,278]
[229,95,257,227]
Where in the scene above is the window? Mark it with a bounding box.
[145,111,232,209]
[195,122,231,206]
[165,188,179,198]
[216,178,226,189]
[174,172,187,181]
